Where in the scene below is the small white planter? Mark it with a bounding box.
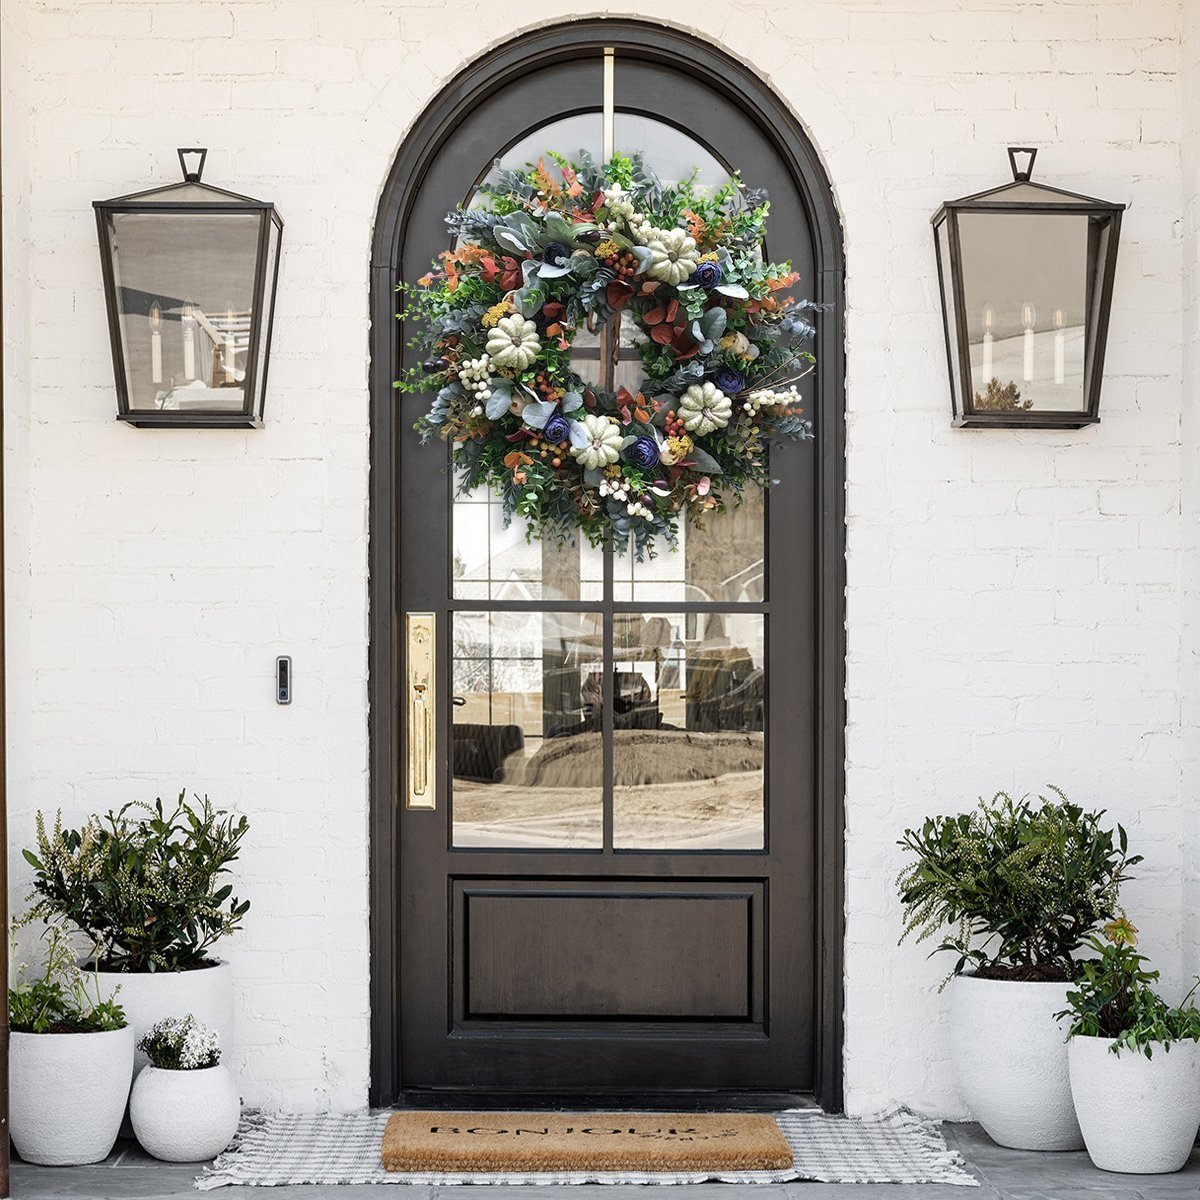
[949,973,1083,1150]
[130,1063,241,1162]
[10,1026,135,1165]
[92,959,234,1074]
[1068,1035,1200,1173]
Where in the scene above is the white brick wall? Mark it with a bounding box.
[2,0,1196,1116]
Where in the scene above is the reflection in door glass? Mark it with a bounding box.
[613,613,765,850]
[619,488,765,603]
[451,611,603,848]
[453,471,604,601]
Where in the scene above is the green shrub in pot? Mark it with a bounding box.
[22,792,250,1080]
[9,919,134,1164]
[24,793,249,971]
[896,787,1139,1151]
[1058,919,1200,1173]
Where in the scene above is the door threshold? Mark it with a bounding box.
[394,1090,821,1113]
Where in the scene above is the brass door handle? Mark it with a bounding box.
[405,612,436,810]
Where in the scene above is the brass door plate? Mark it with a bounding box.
[405,612,436,810]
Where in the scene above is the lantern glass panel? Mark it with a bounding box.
[956,210,1090,414]
[934,216,961,414]
[101,209,263,415]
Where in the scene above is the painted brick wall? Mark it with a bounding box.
[1,0,1194,1116]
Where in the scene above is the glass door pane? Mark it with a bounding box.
[451,610,603,848]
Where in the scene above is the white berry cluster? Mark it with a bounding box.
[742,384,802,413]
[599,476,630,502]
[626,499,654,519]
[457,354,493,413]
[601,184,661,243]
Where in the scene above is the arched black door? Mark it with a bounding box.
[369,23,846,1109]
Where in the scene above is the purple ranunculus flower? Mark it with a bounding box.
[712,367,745,395]
[543,241,571,266]
[626,435,660,471]
[544,413,570,444]
[693,260,724,289]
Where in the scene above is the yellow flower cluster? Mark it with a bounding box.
[698,252,719,263]
[481,300,512,328]
[666,434,694,461]
[594,239,621,259]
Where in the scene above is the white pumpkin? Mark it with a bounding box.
[485,314,541,371]
[679,382,732,436]
[645,228,699,285]
[570,414,623,470]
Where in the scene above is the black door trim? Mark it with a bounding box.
[368,19,847,1111]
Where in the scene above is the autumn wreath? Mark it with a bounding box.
[399,153,818,556]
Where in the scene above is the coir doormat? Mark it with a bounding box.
[381,1111,793,1173]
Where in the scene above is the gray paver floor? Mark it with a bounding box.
[10,1125,1200,1200]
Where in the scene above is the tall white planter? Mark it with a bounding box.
[1068,1035,1200,1173]
[130,1063,241,1162]
[949,974,1083,1151]
[92,960,234,1073]
[10,1026,135,1165]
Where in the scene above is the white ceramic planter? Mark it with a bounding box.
[1068,1035,1200,1173]
[10,1026,135,1165]
[92,959,234,1074]
[949,973,1083,1151]
[130,1063,241,1162]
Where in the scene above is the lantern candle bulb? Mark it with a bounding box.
[148,301,163,384]
[1053,308,1065,386]
[224,304,237,384]
[981,304,994,383]
[1021,301,1037,383]
[181,300,196,381]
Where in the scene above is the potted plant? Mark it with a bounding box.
[22,793,249,1074]
[130,1014,241,1162]
[9,919,134,1165]
[1060,918,1200,1174]
[897,787,1139,1151]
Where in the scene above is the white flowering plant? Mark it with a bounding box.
[138,1014,221,1070]
[399,151,819,557]
[897,787,1141,985]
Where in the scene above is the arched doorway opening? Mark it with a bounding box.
[368,20,846,1110]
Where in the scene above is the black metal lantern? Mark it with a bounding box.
[94,149,283,428]
[932,147,1123,429]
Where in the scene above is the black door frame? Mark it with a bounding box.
[368,19,847,1111]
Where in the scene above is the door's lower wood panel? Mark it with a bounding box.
[458,880,762,1023]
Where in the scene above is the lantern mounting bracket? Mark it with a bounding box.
[1006,145,1037,182]
[177,147,208,183]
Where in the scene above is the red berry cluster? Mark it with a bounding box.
[663,410,688,438]
[533,369,566,402]
[601,249,640,280]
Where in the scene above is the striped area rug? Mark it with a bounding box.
[195,1106,978,1188]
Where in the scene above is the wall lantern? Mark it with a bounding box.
[932,147,1123,429]
[94,148,283,428]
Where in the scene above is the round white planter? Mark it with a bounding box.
[10,1026,135,1165]
[92,959,234,1074]
[949,973,1083,1151]
[1068,1035,1200,1173]
[130,1063,241,1162]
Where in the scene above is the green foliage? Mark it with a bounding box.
[1059,921,1200,1057]
[9,918,126,1033]
[896,787,1140,981]
[23,793,250,972]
